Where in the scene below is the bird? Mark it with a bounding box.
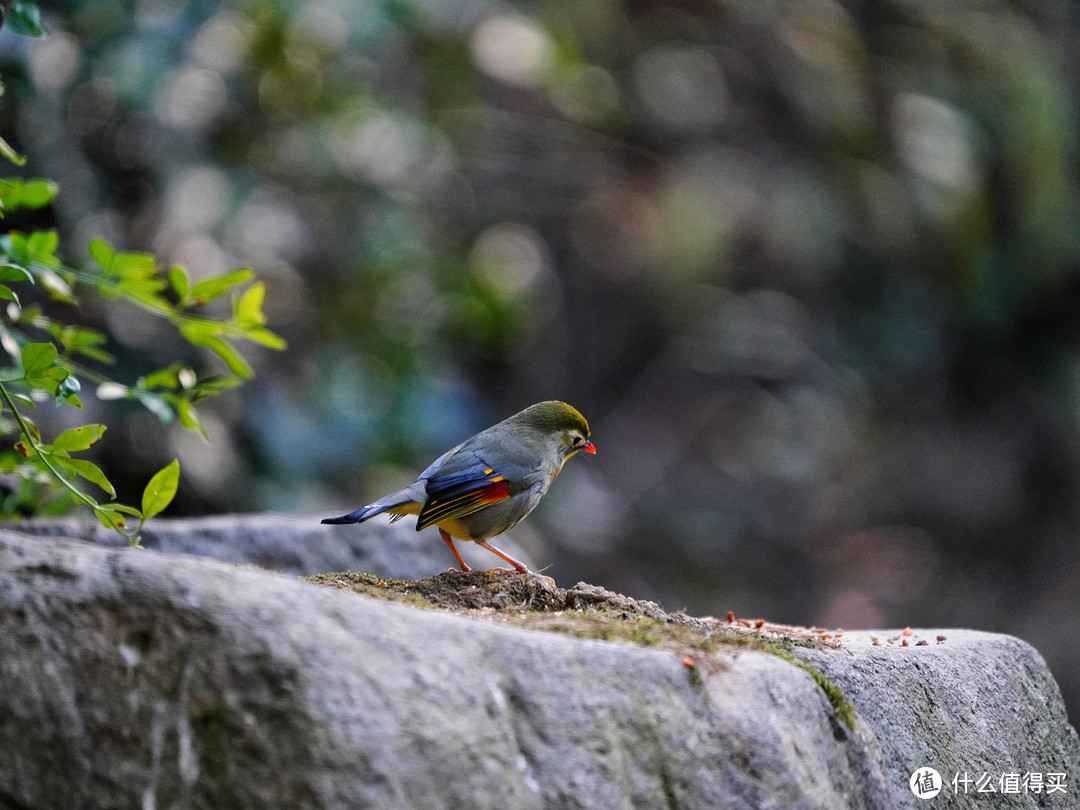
[322,401,595,575]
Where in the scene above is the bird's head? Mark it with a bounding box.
[515,400,596,460]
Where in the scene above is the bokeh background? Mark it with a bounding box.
[2,0,1080,720]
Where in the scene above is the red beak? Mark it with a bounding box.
[583,440,596,454]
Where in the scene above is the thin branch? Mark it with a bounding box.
[0,380,140,544]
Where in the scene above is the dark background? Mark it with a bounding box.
[3,0,1080,722]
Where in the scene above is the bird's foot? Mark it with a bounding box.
[485,567,556,587]
[439,529,472,573]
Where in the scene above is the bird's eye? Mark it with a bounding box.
[572,435,584,446]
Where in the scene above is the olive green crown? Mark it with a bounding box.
[513,400,590,437]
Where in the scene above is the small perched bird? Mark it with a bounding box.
[322,401,595,574]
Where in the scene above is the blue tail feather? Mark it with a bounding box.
[322,489,415,525]
[321,504,385,524]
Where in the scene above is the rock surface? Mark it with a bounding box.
[0,528,1076,809]
[12,512,535,579]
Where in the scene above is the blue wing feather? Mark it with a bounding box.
[416,450,526,530]
[425,455,503,500]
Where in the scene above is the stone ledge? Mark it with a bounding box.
[11,512,534,579]
[0,529,1075,808]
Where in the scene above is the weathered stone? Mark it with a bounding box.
[0,529,1075,809]
[12,512,534,579]
[802,631,1079,808]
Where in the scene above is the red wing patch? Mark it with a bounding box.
[416,477,512,531]
[476,478,511,501]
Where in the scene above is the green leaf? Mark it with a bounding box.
[243,327,287,350]
[108,504,144,518]
[110,251,158,279]
[43,366,69,382]
[21,365,69,396]
[0,178,58,212]
[112,276,169,306]
[177,398,207,439]
[20,342,57,376]
[52,455,116,498]
[7,0,48,37]
[93,276,120,299]
[169,265,190,301]
[203,336,253,378]
[176,319,212,344]
[0,285,18,305]
[235,282,266,328]
[190,268,254,305]
[139,364,182,390]
[95,507,128,531]
[22,376,58,395]
[141,458,179,521]
[45,324,113,362]
[0,264,33,283]
[26,230,60,266]
[102,285,170,310]
[15,179,58,209]
[3,231,59,268]
[88,238,114,271]
[53,424,105,453]
[177,321,254,378]
[192,375,242,399]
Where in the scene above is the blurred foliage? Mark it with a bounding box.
[0,1,284,541]
[3,0,1080,713]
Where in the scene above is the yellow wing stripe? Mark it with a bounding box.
[417,475,508,530]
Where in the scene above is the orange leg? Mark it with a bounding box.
[439,529,472,572]
[475,540,529,574]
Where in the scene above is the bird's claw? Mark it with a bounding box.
[485,567,556,587]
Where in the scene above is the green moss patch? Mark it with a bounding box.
[303,569,856,729]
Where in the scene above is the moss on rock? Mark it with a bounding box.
[303,569,856,730]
